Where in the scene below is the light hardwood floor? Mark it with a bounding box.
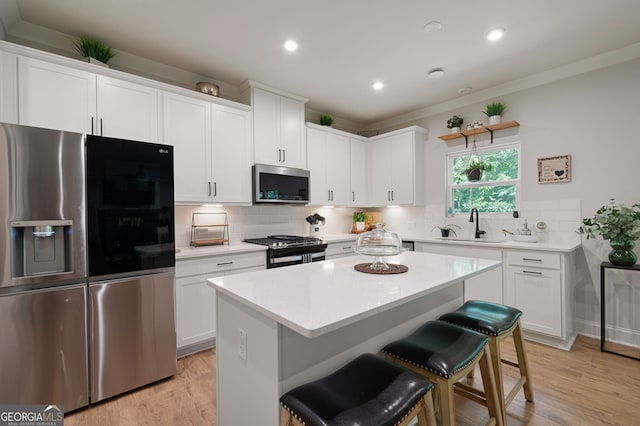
[66,335,639,425]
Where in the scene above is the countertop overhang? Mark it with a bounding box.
[208,251,501,338]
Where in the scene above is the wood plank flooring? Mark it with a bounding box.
[66,335,639,425]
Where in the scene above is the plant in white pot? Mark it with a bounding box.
[446,115,464,133]
[353,211,367,231]
[483,101,506,125]
[73,36,117,66]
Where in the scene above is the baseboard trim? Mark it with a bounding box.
[177,338,216,358]
[576,319,640,348]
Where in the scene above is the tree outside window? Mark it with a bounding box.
[448,143,520,213]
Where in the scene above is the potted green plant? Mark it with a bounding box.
[577,199,640,266]
[483,101,506,125]
[353,211,367,231]
[432,223,461,238]
[463,160,492,182]
[446,115,464,133]
[319,114,333,126]
[73,36,117,66]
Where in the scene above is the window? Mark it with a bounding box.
[447,143,520,214]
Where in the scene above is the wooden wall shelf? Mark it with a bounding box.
[438,120,520,146]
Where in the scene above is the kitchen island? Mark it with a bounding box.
[208,251,501,425]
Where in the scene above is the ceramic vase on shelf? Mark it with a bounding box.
[488,115,501,125]
[450,127,460,133]
[608,239,637,266]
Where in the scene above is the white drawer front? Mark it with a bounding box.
[177,252,266,277]
[505,250,561,270]
[326,240,356,257]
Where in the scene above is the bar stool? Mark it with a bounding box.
[382,321,503,426]
[280,353,437,426]
[438,300,534,424]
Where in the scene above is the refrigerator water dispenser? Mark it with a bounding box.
[10,220,73,277]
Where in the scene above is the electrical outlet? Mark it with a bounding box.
[238,328,247,360]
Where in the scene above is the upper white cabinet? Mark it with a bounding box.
[368,127,426,206]
[162,91,251,204]
[306,125,350,205]
[251,87,306,169]
[0,51,18,124]
[349,137,368,206]
[18,57,158,142]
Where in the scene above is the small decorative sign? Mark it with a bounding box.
[537,155,571,183]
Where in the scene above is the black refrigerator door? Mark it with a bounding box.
[86,135,175,278]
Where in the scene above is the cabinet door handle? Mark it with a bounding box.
[523,258,542,262]
[391,190,394,201]
[214,182,217,196]
[217,261,233,266]
[208,182,211,196]
[282,149,286,162]
[352,191,355,202]
[100,118,103,136]
[91,117,94,135]
[522,270,542,275]
[328,190,331,201]
[278,149,282,162]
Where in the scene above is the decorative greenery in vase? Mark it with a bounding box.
[319,114,333,126]
[482,101,506,118]
[447,115,464,129]
[73,36,117,64]
[353,211,367,231]
[432,223,461,238]
[577,199,640,266]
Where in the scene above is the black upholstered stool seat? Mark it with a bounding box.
[438,300,522,336]
[280,353,436,426]
[382,321,503,426]
[438,300,534,425]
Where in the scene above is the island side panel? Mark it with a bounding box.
[279,283,462,393]
[217,293,281,426]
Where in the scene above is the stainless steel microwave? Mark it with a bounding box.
[252,164,310,204]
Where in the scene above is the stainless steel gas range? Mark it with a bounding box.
[243,235,328,268]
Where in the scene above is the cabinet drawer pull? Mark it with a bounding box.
[523,270,542,275]
[342,246,353,250]
[522,258,542,262]
[217,261,234,266]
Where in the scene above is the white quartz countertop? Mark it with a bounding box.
[175,242,266,260]
[208,251,501,338]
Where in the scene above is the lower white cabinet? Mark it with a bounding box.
[503,250,570,343]
[175,250,266,356]
[415,242,503,304]
[325,240,357,259]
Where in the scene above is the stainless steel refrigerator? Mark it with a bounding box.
[0,123,176,412]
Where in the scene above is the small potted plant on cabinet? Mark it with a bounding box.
[446,115,464,133]
[353,211,367,232]
[463,160,492,182]
[482,101,506,125]
[73,36,117,67]
[319,114,333,126]
[432,223,461,238]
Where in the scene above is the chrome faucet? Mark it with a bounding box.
[469,208,486,239]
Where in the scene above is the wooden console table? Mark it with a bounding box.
[600,262,640,360]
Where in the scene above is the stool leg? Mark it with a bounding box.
[420,389,437,426]
[478,345,504,426]
[513,321,534,402]
[279,407,292,426]
[436,376,456,426]
[489,337,507,424]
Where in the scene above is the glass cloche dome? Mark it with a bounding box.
[355,223,403,270]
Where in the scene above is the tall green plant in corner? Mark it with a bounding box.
[73,36,117,64]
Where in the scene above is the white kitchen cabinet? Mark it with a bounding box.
[252,87,306,169]
[306,126,349,205]
[504,250,569,342]
[0,51,18,124]
[17,56,158,141]
[368,127,426,206]
[415,242,503,304]
[175,250,266,356]
[349,137,368,206]
[325,240,357,259]
[163,91,251,204]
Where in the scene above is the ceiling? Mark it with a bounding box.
[8,0,640,124]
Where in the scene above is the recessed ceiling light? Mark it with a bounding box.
[423,21,442,33]
[284,39,298,52]
[487,28,505,41]
[458,87,472,94]
[372,81,384,91]
[427,68,444,78]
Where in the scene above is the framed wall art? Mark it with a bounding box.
[537,154,571,183]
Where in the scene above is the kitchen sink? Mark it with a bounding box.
[436,237,508,243]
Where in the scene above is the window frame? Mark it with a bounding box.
[445,141,521,216]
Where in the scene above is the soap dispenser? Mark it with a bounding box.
[520,219,531,236]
